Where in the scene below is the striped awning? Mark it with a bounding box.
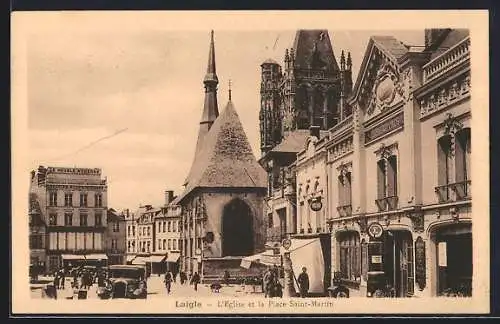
[165,252,180,263]
[61,254,85,261]
[85,254,108,260]
[148,255,167,263]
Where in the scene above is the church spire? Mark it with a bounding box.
[199,30,219,140]
[184,30,220,186]
[204,30,218,84]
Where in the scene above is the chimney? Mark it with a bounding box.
[165,190,174,205]
[424,29,451,50]
[309,125,320,139]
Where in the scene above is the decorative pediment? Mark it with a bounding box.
[354,41,408,120]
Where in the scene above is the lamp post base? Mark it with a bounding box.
[282,252,295,298]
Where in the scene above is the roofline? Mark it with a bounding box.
[178,186,267,204]
[348,36,406,105]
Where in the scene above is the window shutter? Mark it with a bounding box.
[387,156,397,197]
[465,129,471,181]
[455,134,464,183]
[437,137,449,186]
[346,173,352,206]
[377,160,386,199]
[338,175,344,207]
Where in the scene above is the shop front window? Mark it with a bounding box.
[338,231,361,283]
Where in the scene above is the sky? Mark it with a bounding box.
[26,17,424,210]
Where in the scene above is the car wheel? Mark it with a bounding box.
[333,288,349,298]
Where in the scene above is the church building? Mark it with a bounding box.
[177,31,267,281]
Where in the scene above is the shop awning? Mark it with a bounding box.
[240,252,281,269]
[61,254,85,261]
[131,256,148,265]
[165,252,180,263]
[148,255,167,263]
[85,254,108,260]
[280,238,324,294]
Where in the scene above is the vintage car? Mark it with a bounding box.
[97,265,147,299]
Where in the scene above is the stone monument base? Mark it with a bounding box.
[201,256,266,284]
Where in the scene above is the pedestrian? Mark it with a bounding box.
[223,270,230,286]
[263,267,273,298]
[59,269,66,289]
[72,271,78,289]
[173,271,178,283]
[164,271,173,294]
[53,270,60,290]
[297,267,310,298]
[191,272,201,291]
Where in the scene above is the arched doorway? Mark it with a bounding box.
[221,199,254,257]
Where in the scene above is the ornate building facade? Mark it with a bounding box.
[178,31,267,281]
[297,29,471,297]
[258,31,352,292]
[29,166,108,272]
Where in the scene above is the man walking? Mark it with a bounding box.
[191,272,201,291]
[263,267,273,298]
[297,267,310,298]
[164,271,173,294]
[59,269,66,290]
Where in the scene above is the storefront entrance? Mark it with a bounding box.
[367,229,414,297]
[382,230,414,297]
[434,223,472,296]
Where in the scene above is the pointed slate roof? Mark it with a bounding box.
[270,129,330,154]
[180,100,267,202]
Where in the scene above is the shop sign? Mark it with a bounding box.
[310,197,323,212]
[282,238,291,250]
[364,112,404,144]
[438,242,447,267]
[371,255,383,264]
[261,254,280,266]
[367,222,384,239]
[415,236,426,291]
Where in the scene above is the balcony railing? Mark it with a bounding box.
[337,204,353,217]
[435,180,471,203]
[423,36,470,83]
[375,196,399,212]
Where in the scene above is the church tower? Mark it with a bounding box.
[259,58,282,156]
[258,30,353,156]
[281,30,343,132]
